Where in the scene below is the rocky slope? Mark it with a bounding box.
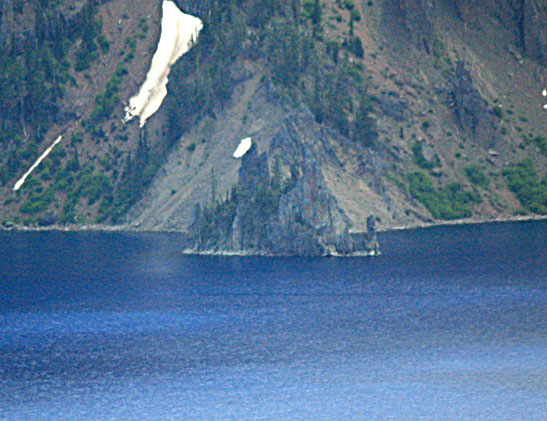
[0,0,545,255]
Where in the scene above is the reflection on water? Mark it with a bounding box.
[0,221,546,420]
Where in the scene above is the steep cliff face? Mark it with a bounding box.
[175,0,211,17]
[0,0,85,49]
[379,0,546,65]
[184,105,376,256]
[380,0,435,52]
[449,61,499,148]
[522,0,547,65]
[452,0,546,66]
[187,141,359,256]
[0,0,545,256]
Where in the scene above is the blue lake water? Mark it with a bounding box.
[0,221,546,420]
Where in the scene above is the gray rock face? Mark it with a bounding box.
[175,0,212,17]
[380,0,546,65]
[374,93,406,122]
[350,215,380,255]
[0,0,86,52]
[450,61,497,147]
[0,0,13,47]
[522,0,547,66]
[450,0,546,65]
[267,151,353,256]
[187,105,379,256]
[380,0,434,53]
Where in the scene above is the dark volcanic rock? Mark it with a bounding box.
[2,220,14,229]
[380,0,434,53]
[175,0,212,17]
[1,0,87,51]
[522,0,547,66]
[350,216,380,255]
[0,0,13,47]
[374,93,406,122]
[380,0,546,65]
[451,0,546,66]
[187,108,379,256]
[269,152,354,256]
[450,61,497,148]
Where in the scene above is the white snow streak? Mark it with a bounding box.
[124,1,202,127]
[233,137,252,158]
[13,136,63,191]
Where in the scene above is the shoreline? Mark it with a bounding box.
[2,215,545,257]
[0,215,547,236]
[2,214,546,235]
[375,214,547,233]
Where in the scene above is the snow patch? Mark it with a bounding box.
[543,89,546,97]
[13,136,63,191]
[233,137,252,158]
[124,1,202,127]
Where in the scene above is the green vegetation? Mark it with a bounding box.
[20,179,54,215]
[344,35,364,58]
[60,163,113,223]
[136,17,150,39]
[97,134,163,222]
[532,135,547,157]
[123,36,137,63]
[353,94,378,145]
[303,0,322,25]
[193,159,295,249]
[432,36,452,74]
[464,165,489,189]
[0,0,109,186]
[74,1,106,71]
[88,63,128,127]
[408,171,481,220]
[350,8,361,21]
[412,142,437,170]
[9,144,115,224]
[493,105,503,118]
[167,0,376,146]
[502,159,547,214]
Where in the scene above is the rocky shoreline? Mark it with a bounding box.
[4,214,545,232]
[3,214,545,257]
[378,214,547,233]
